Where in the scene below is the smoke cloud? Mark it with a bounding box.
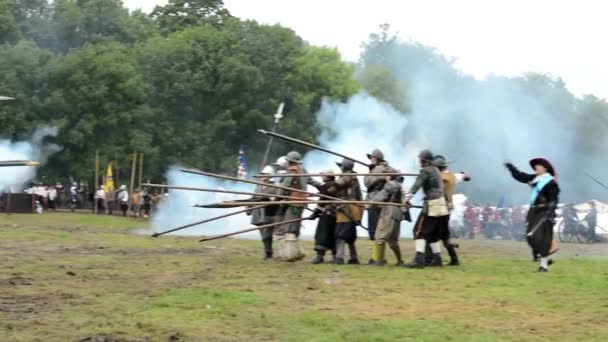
[0,126,60,192]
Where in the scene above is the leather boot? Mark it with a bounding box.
[429,253,443,267]
[311,251,325,264]
[403,252,425,269]
[446,244,459,266]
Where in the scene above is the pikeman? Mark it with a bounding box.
[309,170,339,264]
[403,149,449,269]
[425,155,471,266]
[369,167,404,266]
[248,165,280,260]
[364,149,390,242]
[276,151,309,261]
[504,158,560,272]
[333,158,363,265]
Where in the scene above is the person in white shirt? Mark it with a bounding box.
[94,186,106,214]
[48,186,57,210]
[117,185,129,216]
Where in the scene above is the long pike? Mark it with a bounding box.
[197,200,423,209]
[585,173,608,192]
[151,205,266,237]
[199,216,309,242]
[258,129,370,167]
[180,169,359,205]
[252,172,418,178]
[142,183,316,201]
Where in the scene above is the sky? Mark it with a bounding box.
[123,0,608,99]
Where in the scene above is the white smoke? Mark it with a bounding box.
[148,167,319,238]
[0,126,60,192]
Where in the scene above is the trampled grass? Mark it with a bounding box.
[1,213,607,341]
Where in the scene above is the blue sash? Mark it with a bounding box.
[530,174,553,204]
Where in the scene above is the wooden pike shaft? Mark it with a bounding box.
[201,200,423,209]
[151,205,266,238]
[142,183,317,201]
[0,160,40,167]
[258,129,370,167]
[180,169,347,203]
[252,172,418,178]
[199,216,309,242]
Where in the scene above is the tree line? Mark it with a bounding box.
[1,1,607,202]
[0,0,359,184]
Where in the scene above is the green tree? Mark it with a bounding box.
[151,0,232,35]
[43,43,152,179]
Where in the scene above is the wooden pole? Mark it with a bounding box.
[252,172,418,178]
[152,205,267,237]
[199,216,308,242]
[142,183,317,200]
[197,200,423,209]
[115,152,119,188]
[94,150,99,214]
[138,152,144,188]
[129,152,137,213]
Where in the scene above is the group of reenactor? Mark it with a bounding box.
[248,148,471,268]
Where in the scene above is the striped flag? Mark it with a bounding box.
[237,145,248,179]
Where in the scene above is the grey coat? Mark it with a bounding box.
[370,179,403,222]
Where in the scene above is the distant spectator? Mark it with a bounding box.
[117,185,129,217]
[48,185,57,210]
[94,186,106,214]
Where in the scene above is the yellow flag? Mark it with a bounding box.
[105,163,115,193]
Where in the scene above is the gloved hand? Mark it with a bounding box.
[308,208,322,220]
[504,162,515,171]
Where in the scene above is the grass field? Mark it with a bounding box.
[1,213,607,342]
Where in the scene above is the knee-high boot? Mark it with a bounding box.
[389,241,403,266]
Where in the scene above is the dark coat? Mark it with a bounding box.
[507,164,560,257]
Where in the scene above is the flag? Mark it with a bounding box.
[237,145,248,179]
[497,195,506,209]
[105,163,115,193]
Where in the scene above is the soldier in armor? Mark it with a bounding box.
[403,149,448,268]
[364,149,390,242]
[369,167,404,266]
[249,165,280,260]
[276,151,309,261]
[309,170,339,264]
[332,158,363,265]
[424,155,470,266]
[505,158,560,272]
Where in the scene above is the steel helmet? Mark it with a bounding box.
[418,149,434,162]
[273,156,288,169]
[336,158,355,171]
[261,165,274,174]
[285,151,302,164]
[433,155,448,168]
[367,149,384,161]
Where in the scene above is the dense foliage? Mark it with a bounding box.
[0,0,359,183]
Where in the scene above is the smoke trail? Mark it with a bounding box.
[0,126,60,192]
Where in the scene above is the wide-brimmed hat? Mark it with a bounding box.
[418,149,434,162]
[529,157,556,176]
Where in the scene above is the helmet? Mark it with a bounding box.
[336,158,355,171]
[433,155,447,168]
[261,165,274,174]
[273,156,288,169]
[285,151,302,164]
[367,149,384,161]
[120,185,127,190]
[418,149,434,162]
